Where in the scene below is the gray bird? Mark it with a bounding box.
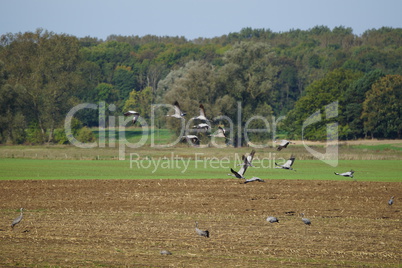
[228,150,255,179]
[195,221,209,238]
[237,150,256,168]
[301,213,311,225]
[334,170,355,180]
[123,110,140,124]
[181,134,200,145]
[275,139,293,151]
[388,196,394,206]
[193,123,210,132]
[244,177,265,184]
[266,216,279,223]
[11,208,23,229]
[192,104,208,121]
[166,101,186,119]
[160,250,172,255]
[209,126,230,141]
[275,157,296,171]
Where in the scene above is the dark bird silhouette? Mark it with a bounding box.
[195,221,209,238]
[11,208,23,229]
[123,110,140,124]
[266,216,279,223]
[275,156,296,171]
[166,101,186,119]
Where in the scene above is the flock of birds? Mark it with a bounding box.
[123,100,396,245]
[125,101,230,145]
[7,101,396,258]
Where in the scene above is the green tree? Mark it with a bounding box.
[0,29,83,143]
[0,84,25,143]
[123,86,153,120]
[112,66,137,99]
[216,42,279,145]
[343,69,385,139]
[283,68,362,140]
[361,75,402,138]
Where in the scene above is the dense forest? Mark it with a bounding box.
[0,26,401,145]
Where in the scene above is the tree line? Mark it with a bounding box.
[0,26,401,144]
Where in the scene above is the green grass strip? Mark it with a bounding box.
[0,159,401,182]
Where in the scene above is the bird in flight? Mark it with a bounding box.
[275,139,293,151]
[334,170,355,180]
[275,156,296,171]
[244,177,265,184]
[166,101,186,119]
[123,110,140,124]
[192,104,208,121]
[238,150,256,168]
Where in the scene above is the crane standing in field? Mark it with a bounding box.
[300,213,311,234]
[301,213,311,225]
[266,216,279,223]
[195,221,209,238]
[11,208,23,230]
[388,196,394,206]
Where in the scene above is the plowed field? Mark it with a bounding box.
[0,179,401,267]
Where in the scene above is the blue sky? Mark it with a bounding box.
[1,0,401,40]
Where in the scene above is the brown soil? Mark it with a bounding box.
[0,179,401,267]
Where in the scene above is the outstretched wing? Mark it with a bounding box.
[218,126,226,136]
[246,150,255,165]
[230,168,243,179]
[173,101,182,115]
[199,104,206,118]
[124,111,139,116]
[132,114,139,124]
[238,158,249,175]
[283,157,295,168]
